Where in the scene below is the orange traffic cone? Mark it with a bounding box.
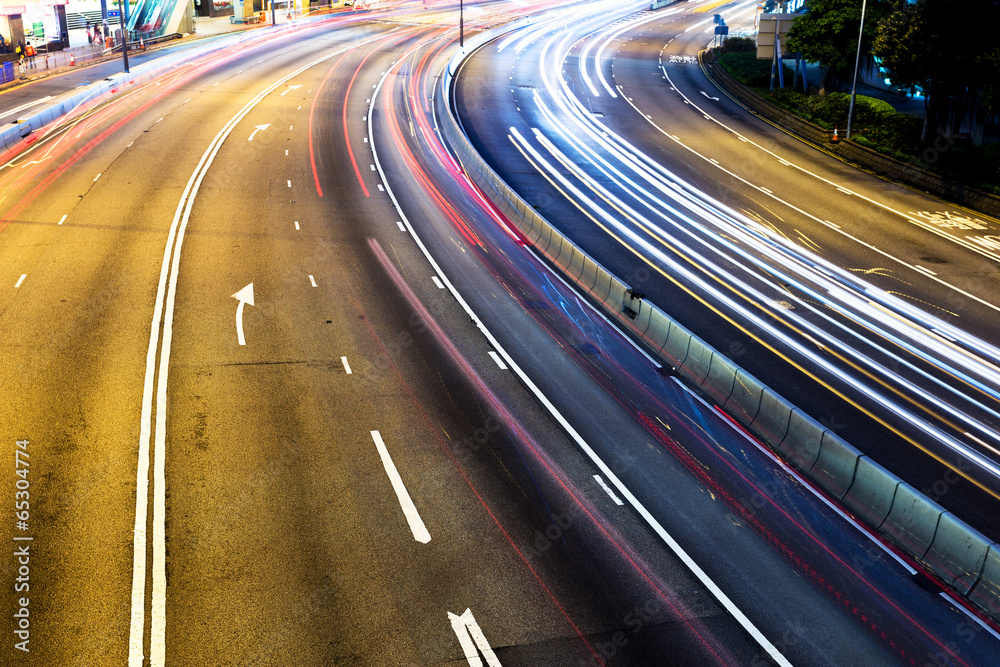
[832,127,839,143]
[140,37,145,51]
[69,52,75,66]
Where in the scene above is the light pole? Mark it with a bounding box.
[118,0,129,73]
[845,0,867,139]
[459,0,464,48]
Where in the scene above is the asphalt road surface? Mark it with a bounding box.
[0,2,998,666]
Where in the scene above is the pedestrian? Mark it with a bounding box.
[15,39,22,59]
[25,41,35,68]
[86,24,93,44]
[0,34,6,53]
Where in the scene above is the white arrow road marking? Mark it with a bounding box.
[279,84,302,96]
[700,90,720,101]
[247,123,270,141]
[128,35,393,667]
[448,608,502,667]
[370,430,430,543]
[232,283,255,346]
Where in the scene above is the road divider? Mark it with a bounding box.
[436,19,1000,627]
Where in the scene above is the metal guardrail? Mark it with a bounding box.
[435,15,1000,628]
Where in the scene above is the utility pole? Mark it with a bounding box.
[118,0,129,73]
[846,0,867,139]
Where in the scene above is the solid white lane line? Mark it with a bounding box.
[14,274,26,288]
[593,474,623,505]
[308,274,317,287]
[371,64,791,666]
[448,608,502,667]
[58,214,67,225]
[431,276,444,289]
[370,430,431,544]
[341,356,352,374]
[128,41,378,667]
[487,351,508,370]
[0,95,53,120]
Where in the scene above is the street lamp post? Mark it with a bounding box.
[846,0,867,139]
[118,0,129,73]
[460,0,464,48]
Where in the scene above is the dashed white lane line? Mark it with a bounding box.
[431,276,444,289]
[913,264,937,276]
[487,351,508,370]
[14,274,26,288]
[396,221,406,231]
[287,180,292,188]
[341,356,352,374]
[308,274,317,287]
[370,164,376,171]
[593,474,624,505]
[294,221,300,230]
[377,184,384,192]
[370,430,431,544]
[94,173,102,181]
[285,149,289,156]
[58,214,67,225]
[289,125,293,131]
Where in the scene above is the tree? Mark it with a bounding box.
[785,0,888,94]
[875,0,1000,143]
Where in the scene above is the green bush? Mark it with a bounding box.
[717,53,1000,192]
[718,52,793,88]
[720,36,755,54]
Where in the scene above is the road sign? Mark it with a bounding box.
[108,9,121,17]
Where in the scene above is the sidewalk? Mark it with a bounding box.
[0,13,278,90]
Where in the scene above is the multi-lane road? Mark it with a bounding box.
[1,1,999,665]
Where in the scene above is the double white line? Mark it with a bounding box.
[127,40,376,667]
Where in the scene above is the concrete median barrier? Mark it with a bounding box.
[660,320,692,368]
[578,258,600,294]
[700,352,738,406]
[723,369,764,425]
[590,267,614,304]
[629,299,654,339]
[842,457,899,527]
[968,546,1000,621]
[749,388,793,446]
[644,312,672,355]
[439,20,1000,626]
[680,337,713,384]
[808,432,861,500]
[603,279,629,315]
[924,513,992,595]
[880,483,944,558]
[566,246,587,282]
[776,409,822,471]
